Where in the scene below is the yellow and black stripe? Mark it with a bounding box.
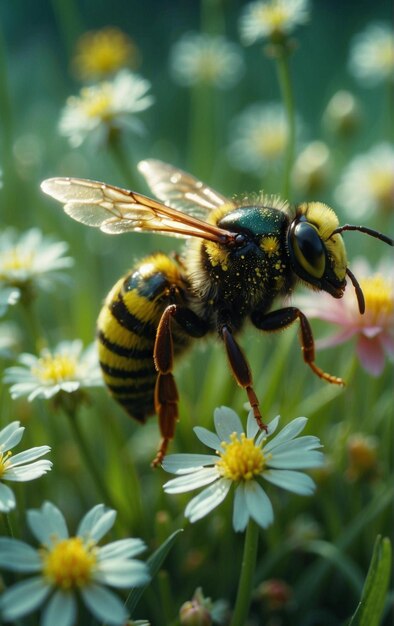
[97,253,191,421]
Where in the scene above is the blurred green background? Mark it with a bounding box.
[0,1,392,625]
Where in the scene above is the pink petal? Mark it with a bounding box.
[316,328,357,350]
[380,333,394,359]
[356,335,385,376]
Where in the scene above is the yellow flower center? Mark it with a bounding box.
[32,353,78,383]
[0,248,35,273]
[217,432,266,481]
[74,28,136,79]
[42,537,97,589]
[80,85,113,120]
[260,6,288,31]
[253,128,287,159]
[359,274,393,321]
[0,450,12,478]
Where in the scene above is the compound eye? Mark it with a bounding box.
[292,221,326,278]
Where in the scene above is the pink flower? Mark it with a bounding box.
[295,260,394,376]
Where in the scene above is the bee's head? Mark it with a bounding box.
[288,202,347,298]
[288,201,394,314]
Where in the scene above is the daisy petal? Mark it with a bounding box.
[214,406,243,441]
[28,501,68,544]
[95,559,150,588]
[268,449,324,469]
[194,426,221,450]
[244,481,274,528]
[5,459,52,481]
[0,422,24,451]
[246,411,259,439]
[8,445,51,466]
[81,584,128,625]
[264,416,308,452]
[185,478,232,523]
[233,484,249,532]
[0,482,16,512]
[263,469,316,495]
[0,538,42,571]
[78,504,116,541]
[163,467,219,494]
[98,538,146,560]
[0,577,51,621]
[162,453,217,474]
[42,590,77,626]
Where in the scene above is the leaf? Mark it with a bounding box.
[125,529,183,614]
[348,535,392,626]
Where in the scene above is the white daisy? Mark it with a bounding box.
[0,228,73,297]
[0,421,52,513]
[348,23,394,86]
[162,407,324,532]
[228,103,293,175]
[4,340,103,401]
[335,143,394,217]
[240,0,310,46]
[59,69,154,148]
[170,33,244,89]
[0,501,150,626]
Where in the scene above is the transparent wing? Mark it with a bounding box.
[138,159,234,216]
[41,177,235,242]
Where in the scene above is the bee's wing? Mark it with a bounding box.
[41,177,235,243]
[138,159,234,216]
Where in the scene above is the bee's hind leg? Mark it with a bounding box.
[220,324,267,432]
[153,304,209,466]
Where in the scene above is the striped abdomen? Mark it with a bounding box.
[97,253,191,422]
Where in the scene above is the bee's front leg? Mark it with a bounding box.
[153,304,209,466]
[219,323,267,432]
[251,307,345,386]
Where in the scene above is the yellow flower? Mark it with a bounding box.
[73,27,139,79]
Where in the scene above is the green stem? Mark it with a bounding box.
[2,513,14,537]
[275,46,296,200]
[230,518,260,626]
[108,132,140,190]
[65,407,119,512]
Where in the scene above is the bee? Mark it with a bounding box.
[41,160,393,465]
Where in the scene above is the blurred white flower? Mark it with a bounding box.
[0,228,73,298]
[335,143,394,217]
[5,340,103,401]
[292,141,331,195]
[323,90,362,137]
[0,501,150,625]
[59,70,154,148]
[170,33,244,89]
[163,407,323,532]
[0,421,52,512]
[228,103,291,175]
[349,23,394,86]
[240,0,310,45]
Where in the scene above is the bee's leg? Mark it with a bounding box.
[220,324,267,432]
[251,307,345,385]
[153,304,209,466]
